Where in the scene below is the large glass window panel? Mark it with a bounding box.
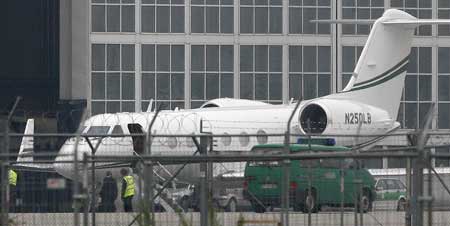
[405,75,418,101]
[439,103,450,129]
[240,46,254,72]
[92,73,106,99]
[142,6,156,32]
[206,7,220,33]
[206,46,219,71]
[107,45,120,71]
[157,74,170,99]
[255,46,268,72]
[221,74,234,97]
[156,6,170,32]
[191,46,205,71]
[318,46,331,72]
[269,74,282,100]
[92,5,106,32]
[122,74,135,100]
[255,74,268,100]
[107,102,121,113]
[142,73,155,99]
[220,46,233,71]
[303,46,316,72]
[206,73,220,99]
[318,75,330,97]
[289,74,301,99]
[303,74,316,100]
[439,48,450,73]
[171,45,185,71]
[92,44,106,71]
[191,7,205,33]
[419,47,431,73]
[171,73,184,100]
[142,45,155,71]
[171,6,185,33]
[240,7,254,33]
[157,45,170,71]
[289,8,302,33]
[269,46,282,72]
[418,75,431,101]
[439,75,450,101]
[107,5,120,32]
[240,74,253,99]
[220,7,233,33]
[302,8,316,34]
[122,45,135,71]
[191,73,205,100]
[404,103,418,129]
[255,7,268,33]
[122,5,135,32]
[289,46,302,72]
[91,102,105,115]
[107,73,121,100]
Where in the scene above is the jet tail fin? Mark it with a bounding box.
[17,119,34,163]
[327,9,450,119]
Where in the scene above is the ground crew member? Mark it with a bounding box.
[121,168,135,212]
[8,169,17,211]
[99,171,118,212]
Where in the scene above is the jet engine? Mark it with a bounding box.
[298,99,394,135]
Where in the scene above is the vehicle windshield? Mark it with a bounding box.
[85,126,110,135]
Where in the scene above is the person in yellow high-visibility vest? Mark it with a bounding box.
[120,168,135,212]
[8,169,17,211]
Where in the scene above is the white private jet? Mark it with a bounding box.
[13,9,450,183]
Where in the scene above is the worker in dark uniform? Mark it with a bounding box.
[8,169,17,212]
[121,168,135,212]
[98,171,118,212]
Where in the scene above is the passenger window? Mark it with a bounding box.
[111,125,124,134]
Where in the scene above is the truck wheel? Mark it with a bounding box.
[303,190,318,213]
[397,198,406,211]
[252,202,265,213]
[357,190,372,213]
[226,198,237,212]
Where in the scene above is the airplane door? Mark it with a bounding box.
[127,123,144,155]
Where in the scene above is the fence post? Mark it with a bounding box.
[1,120,9,226]
[199,135,209,226]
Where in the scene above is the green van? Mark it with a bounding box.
[243,144,376,213]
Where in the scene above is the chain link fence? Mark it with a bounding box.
[1,124,450,226]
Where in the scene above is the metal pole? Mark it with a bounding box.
[1,125,9,226]
[73,109,88,226]
[340,166,344,226]
[405,157,411,226]
[199,136,209,226]
[1,97,20,226]
[427,156,433,226]
[85,138,102,226]
[282,99,302,226]
[83,153,89,226]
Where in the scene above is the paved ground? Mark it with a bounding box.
[8,211,450,226]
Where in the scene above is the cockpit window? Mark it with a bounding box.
[111,125,124,135]
[86,126,110,135]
